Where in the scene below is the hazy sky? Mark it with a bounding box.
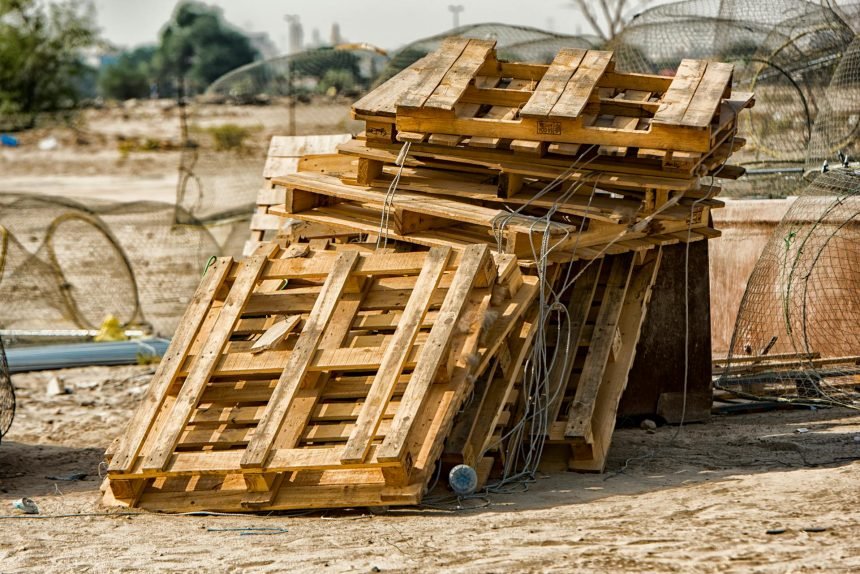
[93,0,597,53]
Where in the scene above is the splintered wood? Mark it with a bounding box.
[104,40,753,512]
[103,245,538,511]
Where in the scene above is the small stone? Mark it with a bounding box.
[640,419,657,431]
[371,568,381,573]
[766,528,786,535]
[46,376,67,397]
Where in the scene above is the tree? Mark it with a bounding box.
[0,0,99,128]
[569,0,653,43]
[155,1,259,96]
[99,45,157,101]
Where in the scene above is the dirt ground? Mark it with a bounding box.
[1,365,858,573]
[0,99,357,204]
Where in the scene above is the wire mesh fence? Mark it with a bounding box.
[806,33,860,170]
[0,334,14,442]
[611,0,858,197]
[716,169,860,406]
[0,194,223,335]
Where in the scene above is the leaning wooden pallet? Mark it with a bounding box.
[103,244,538,511]
[541,249,663,472]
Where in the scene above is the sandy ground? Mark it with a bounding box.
[0,365,858,573]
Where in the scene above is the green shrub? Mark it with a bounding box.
[208,123,251,151]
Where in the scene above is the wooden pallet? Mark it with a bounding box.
[103,243,538,511]
[242,45,750,270]
[354,38,754,156]
[266,170,718,265]
[534,249,662,472]
[338,137,744,199]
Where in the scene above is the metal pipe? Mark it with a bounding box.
[5,339,170,374]
[0,329,147,339]
[744,167,805,175]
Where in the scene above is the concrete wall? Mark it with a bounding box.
[709,198,795,355]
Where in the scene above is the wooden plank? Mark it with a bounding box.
[520,48,587,118]
[681,62,733,128]
[424,39,496,110]
[303,420,392,443]
[428,133,463,146]
[404,290,491,482]
[563,253,635,443]
[510,139,546,155]
[394,107,715,152]
[250,315,301,353]
[280,171,575,236]
[256,250,458,281]
[376,244,491,463]
[262,134,352,178]
[652,59,708,126]
[340,247,451,464]
[618,89,652,102]
[460,307,538,466]
[338,139,702,189]
[398,37,471,109]
[396,131,427,143]
[141,246,276,472]
[550,50,613,118]
[548,142,581,156]
[241,251,360,469]
[107,257,232,473]
[353,53,434,116]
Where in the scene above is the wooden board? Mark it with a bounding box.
[520,48,587,118]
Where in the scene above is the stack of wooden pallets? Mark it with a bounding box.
[268,38,752,266]
[103,39,753,511]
